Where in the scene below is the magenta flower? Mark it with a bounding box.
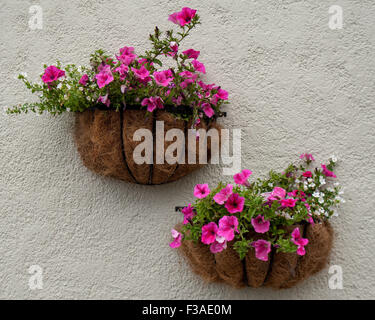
[210,237,227,253]
[95,65,114,88]
[169,229,183,248]
[182,203,195,224]
[169,7,197,27]
[182,49,200,59]
[114,64,129,81]
[215,88,229,100]
[213,184,233,205]
[280,198,297,208]
[233,169,252,186]
[191,59,206,74]
[268,187,286,201]
[167,42,179,57]
[97,94,110,107]
[79,74,89,86]
[42,66,65,83]
[251,215,270,234]
[194,184,210,199]
[302,171,312,178]
[218,215,239,241]
[201,222,218,245]
[291,227,309,256]
[132,65,150,80]
[251,239,271,261]
[116,46,137,65]
[153,70,174,87]
[180,78,194,89]
[201,103,215,118]
[225,193,245,214]
[321,164,337,178]
[300,153,315,161]
[141,96,164,112]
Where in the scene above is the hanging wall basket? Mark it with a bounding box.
[176,221,333,289]
[74,106,221,185]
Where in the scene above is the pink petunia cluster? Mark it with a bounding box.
[169,7,197,27]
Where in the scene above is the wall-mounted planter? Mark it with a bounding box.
[176,222,333,289]
[75,106,221,185]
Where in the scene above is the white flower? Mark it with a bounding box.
[319,176,326,186]
[57,83,63,89]
[326,187,334,192]
[339,190,344,195]
[312,191,320,198]
[20,72,28,78]
[295,179,300,184]
[324,211,329,217]
[268,182,273,188]
[79,87,84,91]
[334,182,340,187]
[308,178,313,183]
[309,183,316,188]
[331,155,337,163]
[318,197,324,204]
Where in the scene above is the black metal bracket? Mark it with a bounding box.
[175,206,184,212]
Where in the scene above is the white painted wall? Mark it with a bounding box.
[1,0,374,299]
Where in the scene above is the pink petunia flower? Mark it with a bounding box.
[95,65,114,88]
[167,42,179,57]
[169,229,183,248]
[191,59,206,74]
[291,227,309,256]
[217,215,239,241]
[251,239,271,261]
[182,203,195,224]
[116,46,137,65]
[194,184,210,199]
[42,66,65,83]
[153,70,174,87]
[180,78,194,89]
[169,7,197,27]
[300,153,315,161]
[182,49,200,59]
[268,187,286,201]
[302,171,312,178]
[213,184,233,205]
[79,74,89,86]
[172,96,183,105]
[201,103,215,118]
[114,64,129,81]
[280,198,297,208]
[141,96,164,112]
[97,94,110,107]
[321,164,337,178]
[251,215,270,234]
[233,169,252,186]
[132,65,150,80]
[215,88,229,100]
[210,236,227,253]
[225,193,245,214]
[201,222,219,245]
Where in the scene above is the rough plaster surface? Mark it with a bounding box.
[1,0,374,300]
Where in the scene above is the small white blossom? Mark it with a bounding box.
[312,191,320,198]
[339,190,344,195]
[331,155,337,163]
[318,197,324,204]
[57,83,63,89]
[326,187,334,192]
[295,179,300,184]
[319,176,326,186]
[334,182,340,187]
[308,178,313,183]
[309,183,316,188]
[268,182,273,188]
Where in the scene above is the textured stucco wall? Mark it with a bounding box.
[1,0,374,300]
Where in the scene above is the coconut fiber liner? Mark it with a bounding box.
[177,222,333,289]
[74,108,221,185]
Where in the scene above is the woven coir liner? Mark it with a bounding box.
[74,107,221,185]
[177,222,333,289]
